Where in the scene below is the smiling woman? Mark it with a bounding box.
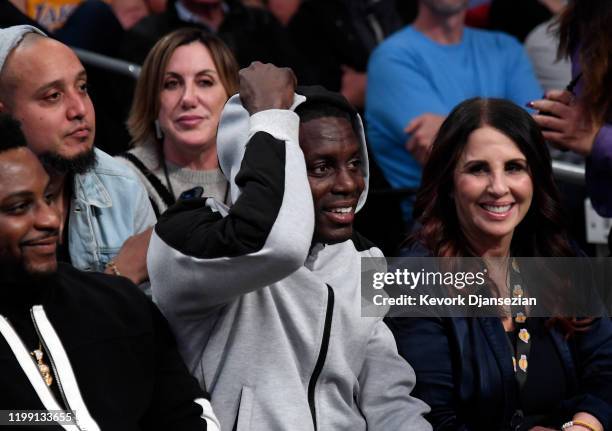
[410,97,568,259]
[388,98,612,431]
[452,125,534,255]
[116,28,239,217]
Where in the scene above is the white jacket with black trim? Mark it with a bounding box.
[148,88,432,431]
[0,263,219,431]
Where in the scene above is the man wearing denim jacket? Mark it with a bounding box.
[0,25,155,282]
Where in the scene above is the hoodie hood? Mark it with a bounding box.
[217,85,370,212]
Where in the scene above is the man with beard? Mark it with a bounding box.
[0,25,155,283]
[0,113,220,430]
[366,0,542,224]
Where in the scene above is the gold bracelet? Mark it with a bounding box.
[561,420,598,431]
[573,420,598,431]
[106,261,121,276]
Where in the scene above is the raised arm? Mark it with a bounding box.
[148,63,315,319]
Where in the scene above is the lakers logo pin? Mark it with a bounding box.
[518,354,528,372]
[515,312,526,324]
[518,328,530,344]
[513,285,523,297]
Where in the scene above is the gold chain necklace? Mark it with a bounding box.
[31,343,53,387]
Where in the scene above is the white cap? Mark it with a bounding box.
[0,25,47,74]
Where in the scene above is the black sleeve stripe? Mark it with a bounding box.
[155,131,286,258]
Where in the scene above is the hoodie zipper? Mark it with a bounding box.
[307,284,334,431]
[30,308,82,431]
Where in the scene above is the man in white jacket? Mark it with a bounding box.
[148,62,431,431]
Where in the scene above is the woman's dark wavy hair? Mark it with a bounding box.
[557,0,612,123]
[411,97,573,258]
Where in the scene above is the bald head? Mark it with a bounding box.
[0,33,95,171]
[0,32,48,107]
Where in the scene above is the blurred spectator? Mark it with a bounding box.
[524,1,571,105]
[144,0,167,13]
[488,0,553,42]
[289,0,402,110]
[111,0,151,29]
[11,0,84,31]
[366,0,541,224]
[531,0,612,217]
[7,0,164,30]
[8,0,27,12]
[289,0,406,254]
[525,17,571,93]
[55,0,151,56]
[117,28,237,217]
[266,0,300,26]
[121,0,304,69]
[0,25,155,284]
[525,1,586,254]
[2,0,42,28]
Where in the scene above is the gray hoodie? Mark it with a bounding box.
[148,87,431,431]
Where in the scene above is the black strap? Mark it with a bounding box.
[118,153,176,208]
[148,197,161,220]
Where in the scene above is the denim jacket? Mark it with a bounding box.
[68,148,156,272]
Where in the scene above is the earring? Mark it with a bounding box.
[155,120,163,140]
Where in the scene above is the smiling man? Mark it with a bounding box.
[0,25,155,282]
[0,113,220,429]
[148,62,431,430]
[0,119,60,277]
[298,106,366,244]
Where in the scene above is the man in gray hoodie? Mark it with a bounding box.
[148,62,431,431]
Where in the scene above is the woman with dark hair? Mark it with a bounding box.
[531,0,612,217]
[388,98,612,431]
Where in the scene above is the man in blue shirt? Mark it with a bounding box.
[366,0,542,222]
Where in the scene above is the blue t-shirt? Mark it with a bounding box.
[366,26,542,220]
